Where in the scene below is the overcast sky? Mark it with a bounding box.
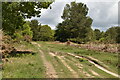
[27,0,119,31]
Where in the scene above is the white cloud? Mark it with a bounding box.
[86,2,118,31]
[29,0,119,31]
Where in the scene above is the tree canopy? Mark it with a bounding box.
[55,2,93,43]
[13,21,33,42]
[104,27,120,43]
[39,25,54,41]
[30,20,54,41]
[30,19,40,41]
[2,1,120,44]
[2,2,52,35]
[94,29,102,40]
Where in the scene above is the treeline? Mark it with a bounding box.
[55,2,120,44]
[10,19,120,44]
[29,20,54,41]
[2,2,53,42]
[2,2,120,44]
[93,27,120,44]
[11,20,55,42]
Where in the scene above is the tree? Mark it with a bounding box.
[13,21,33,42]
[86,28,95,42]
[22,22,33,42]
[94,29,102,40]
[103,27,120,43]
[30,19,40,41]
[13,30,23,42]
[55,23,71,42]
[29,20,54,41]
[2,2,52,36]
[55,2,93,43]
[39,25,54,41]
[116,27,120,43]
[22,22,33,37]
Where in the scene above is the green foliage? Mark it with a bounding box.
[103,27,120,43]
[39,25,54,41]
[3,42,46,78]
[22,22,33,38]
[30,20,54,41]
[55,2,93,43]
[96,26,120,43]
[94,29,102,40]
[22,22,33,42]
[99,37,106,43]
[69,38,85,44]
[13,31,23,42]
[37,41,119,76]
[2,2,52,36]
[55,24,71,42]
[85,28,95,42]
[30,20,40,41]
[13,22,33,42]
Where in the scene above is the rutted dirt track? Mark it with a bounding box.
[49,51,95,78]
[39,50,58,78]
[31,42,120,78]
[31,42,58,78]
[66,52,120,78]
[49,52,79,78]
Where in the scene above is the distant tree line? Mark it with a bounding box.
[30,20,54,41]
[2,2,120,44]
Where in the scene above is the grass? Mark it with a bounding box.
[2,41,119,78]
[0,71,2,79]
[2,41,46,78]
[63,56,86,77]
[64,55,115,78]
[37,42,74,78]
[37,41,118,76]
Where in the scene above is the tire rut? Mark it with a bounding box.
[49,52,79,78]
[67,52,120,78]
[31,42,58,78]
[63,56,93,78]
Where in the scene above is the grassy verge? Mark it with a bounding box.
[2,41,45,78]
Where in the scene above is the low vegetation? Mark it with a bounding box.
[38,42,119,74]
[2,42,45,78]
[1,1,119,79]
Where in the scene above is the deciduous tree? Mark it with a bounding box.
[39,25,54,41]
[2,2,52,35]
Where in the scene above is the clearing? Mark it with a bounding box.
[2,41,120,78]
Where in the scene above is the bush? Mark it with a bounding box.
[69,38,86,44]
[13,31,23,42]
